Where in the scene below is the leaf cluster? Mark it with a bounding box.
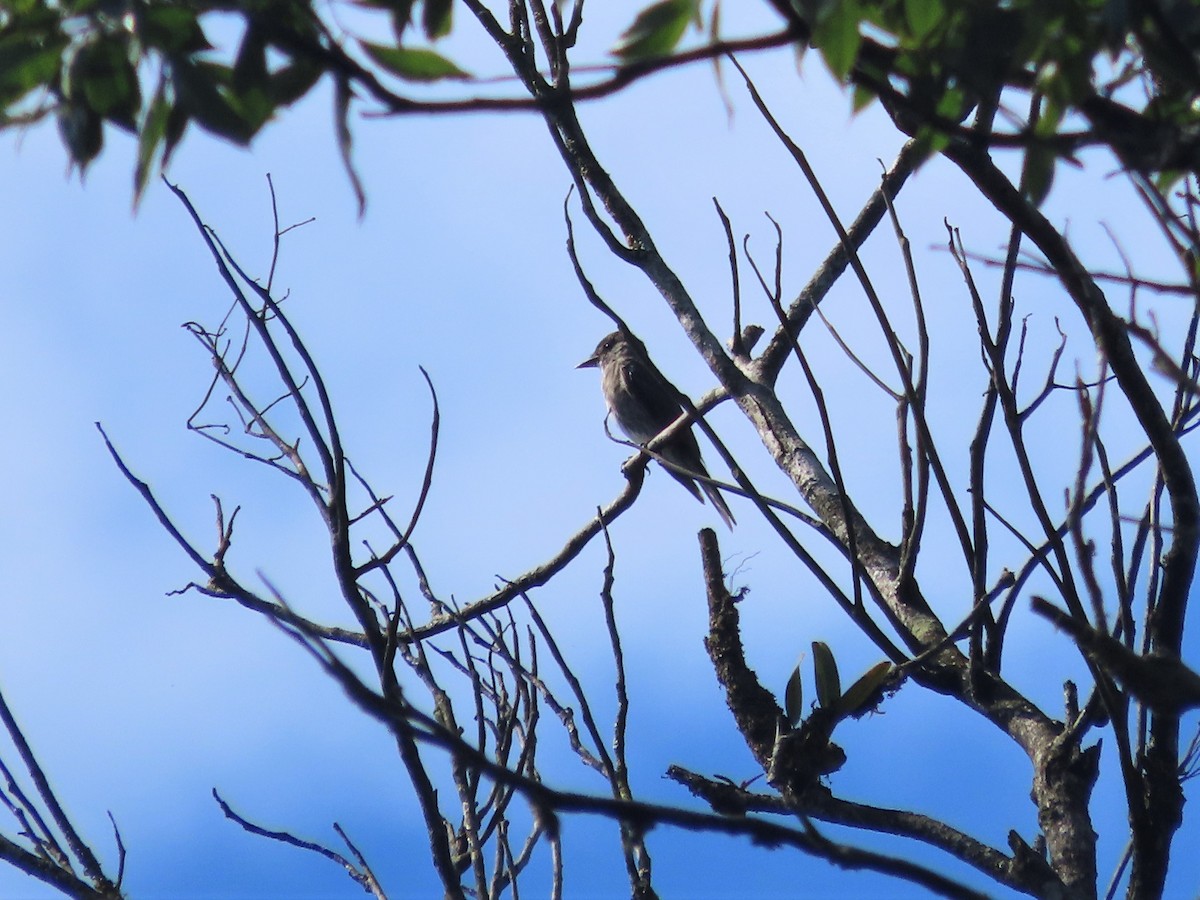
[2,0,337,198]
[783,641,894,733]
[10,0,1200,208]
[790,0,1200,200]
[608,0,1200,202]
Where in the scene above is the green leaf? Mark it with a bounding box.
[813,0,862,82]
[361,42,471,81]
[903,0,942,42]
[614,0,700,62]
[135,6,210,54]
[1020,144,1056,207]
[269,60,323,106]
[851,83,875,113]
[0,28,68,107]
[227,84,274,138]
[422,0,452,40]
[134,77,170,206]
[838,661,892,717]
[1033,101,1065,142]
[914,124,950,155]
[812,641,841,710]
[1,0,44,15]
[1154,169,1185,195]
[784,664,803,727]
[71,39,140,129]
[933,84,967,123]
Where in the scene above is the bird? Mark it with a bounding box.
[578,330,735,529]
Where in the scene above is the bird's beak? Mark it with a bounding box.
[576,354,599,369]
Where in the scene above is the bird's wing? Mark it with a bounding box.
[702,481,737,529]
[620,359,687,432]
[617,359,709,501]
[620,348,735,527]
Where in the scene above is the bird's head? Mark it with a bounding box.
[577,331,627,370]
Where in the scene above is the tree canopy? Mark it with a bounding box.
[6,0,1200,202]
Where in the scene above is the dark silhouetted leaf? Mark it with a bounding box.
[172,61,254,143]
[57,100,102,170]
[423,0,452,40]
[784,664,803,727]
[229,84,274,137]
[269,59,322,106]
[232,25,268,93]
[386,0,418,39]
[812,641,841,710]
[70,38,140,128]
[334,74,366,216]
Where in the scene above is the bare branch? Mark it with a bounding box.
[213,791,387,900]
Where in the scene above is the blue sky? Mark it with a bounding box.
[2,4,1199,898]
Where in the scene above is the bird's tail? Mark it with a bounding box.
[702,481,736,530]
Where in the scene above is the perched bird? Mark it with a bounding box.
[578,330,735,529]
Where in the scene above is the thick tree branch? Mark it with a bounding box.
[1032,598,1200,714]
[940,137,1194,899]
